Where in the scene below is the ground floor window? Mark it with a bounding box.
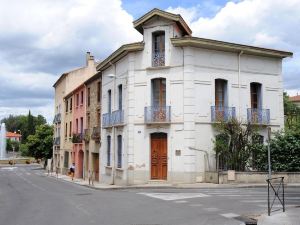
[107,136,111,166]
[117,135,122,168]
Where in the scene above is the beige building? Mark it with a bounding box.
[290,95,300,108]
[53,52,97,173]
[84,73,101,181]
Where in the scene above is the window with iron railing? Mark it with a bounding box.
[152,31,165,67]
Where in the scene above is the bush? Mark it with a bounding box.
[20,144,29,156]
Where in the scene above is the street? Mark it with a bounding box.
[0,165,299,225]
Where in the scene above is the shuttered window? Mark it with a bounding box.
[117,135,122,168]
[107,136,111,166]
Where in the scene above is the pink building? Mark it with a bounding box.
[71,84,86,178]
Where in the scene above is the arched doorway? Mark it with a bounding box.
[150,133,167,180]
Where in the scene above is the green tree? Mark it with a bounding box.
[213,119,258,171]
[1,113,47,143]
[284,92,300,130]
[26,124,53,159]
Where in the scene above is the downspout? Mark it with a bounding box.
[109,61,116,185]
[238,51,244,119]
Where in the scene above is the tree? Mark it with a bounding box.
[213,119,258,171]
[284,92,300,130]
[1,113,47,143]
[26,124,53,159]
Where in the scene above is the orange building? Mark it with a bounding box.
[6,132,22,142]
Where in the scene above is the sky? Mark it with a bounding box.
[0,0,299,123]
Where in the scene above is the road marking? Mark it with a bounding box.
[138,192,210,201]
[220,213,240,218]
[189,204,203,207]
[0,167,17,170]
[204,207,220,212]
[26,172,31,175]
[174,200,188,203]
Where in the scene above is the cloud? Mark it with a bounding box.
[0,0,141,122]
[168,0,300,91]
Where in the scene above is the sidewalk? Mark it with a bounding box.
[257,206,300,225]
[47,172,300,190]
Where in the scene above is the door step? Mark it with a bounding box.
[148,180,168,184]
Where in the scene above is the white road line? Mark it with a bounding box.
[138,192,210,201]
[220,213,240,218]
[204,207,220,212]
[174,200,188,203]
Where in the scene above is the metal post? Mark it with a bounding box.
[267,179,270,216]
[267,127,272,179]
[282,177,285,212]
[12,146,15,165]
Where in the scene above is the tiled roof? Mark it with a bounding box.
[6,132,22,138]
[290,95,300,102]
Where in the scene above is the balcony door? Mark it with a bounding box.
[151,133,167,180]
[152,31,165,67]
[250,83,262,109]
[152,78,166,121]
[215,79,227,120]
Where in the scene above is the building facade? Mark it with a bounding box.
[84,73,101,181]
[98,9,292,185]
[53,52,96,173]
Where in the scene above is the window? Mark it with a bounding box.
[107,136,111,166]
[118,85,122,110]
[250,83,262,109]
[152,31,165,67]
[69,122,72,138]
[87,88,90,106]
[97,81,101,102]
[80,117,83,134]
[215,79,228,108]
[97,109,101,126]
[87,113,90,128]
[76,94,79,107]
[108,89,112,113]
[70,97,72,111]
[64,151,69,168]
[117,135,122,168]
[152,78,166,107]
[81,91,84,105]
[76,119,78,133]
[65,100,68,112]
[65,123,68,138]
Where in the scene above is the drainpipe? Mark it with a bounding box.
[109,61,116,185]
[238,51,244,119]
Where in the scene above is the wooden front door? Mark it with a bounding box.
[151,133,167,180]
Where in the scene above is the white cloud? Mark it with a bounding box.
[0,0,142,122]
[168,0,300,92]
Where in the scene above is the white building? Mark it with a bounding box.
[97,9,292,185]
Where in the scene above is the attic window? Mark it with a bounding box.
[152,31,165,67]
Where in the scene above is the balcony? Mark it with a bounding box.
[211,106,236,123]
[72,133,83,143]
[53,113,61,124]
[53,137,60,146]
[152,52,165,67]
[91,126,100,142]
[112,110,124,126]
[145,106,171,124]
[84,129,90,142]
[247,108,270,125]
[102,113,112,128]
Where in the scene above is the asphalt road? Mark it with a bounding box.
[0,165,299,225]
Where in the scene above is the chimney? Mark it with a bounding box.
[86,51,91,66]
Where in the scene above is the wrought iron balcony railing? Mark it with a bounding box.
[53,113,61,124]
[152,52,165,67]
[84,129,90,142]
[112,110,124,126]
[72,133,83,143]
[53,137,60,145]
[102,113,112,128]
[91,126,100,142]
[211,106,236,122]
[247,108,270,125]
[144,106,171,123]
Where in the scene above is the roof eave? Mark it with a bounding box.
[133,8,192,36]
[171,37,293,58]
[96,42,144,71]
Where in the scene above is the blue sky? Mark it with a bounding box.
[122,0,231,19]
[0,0,298,122]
